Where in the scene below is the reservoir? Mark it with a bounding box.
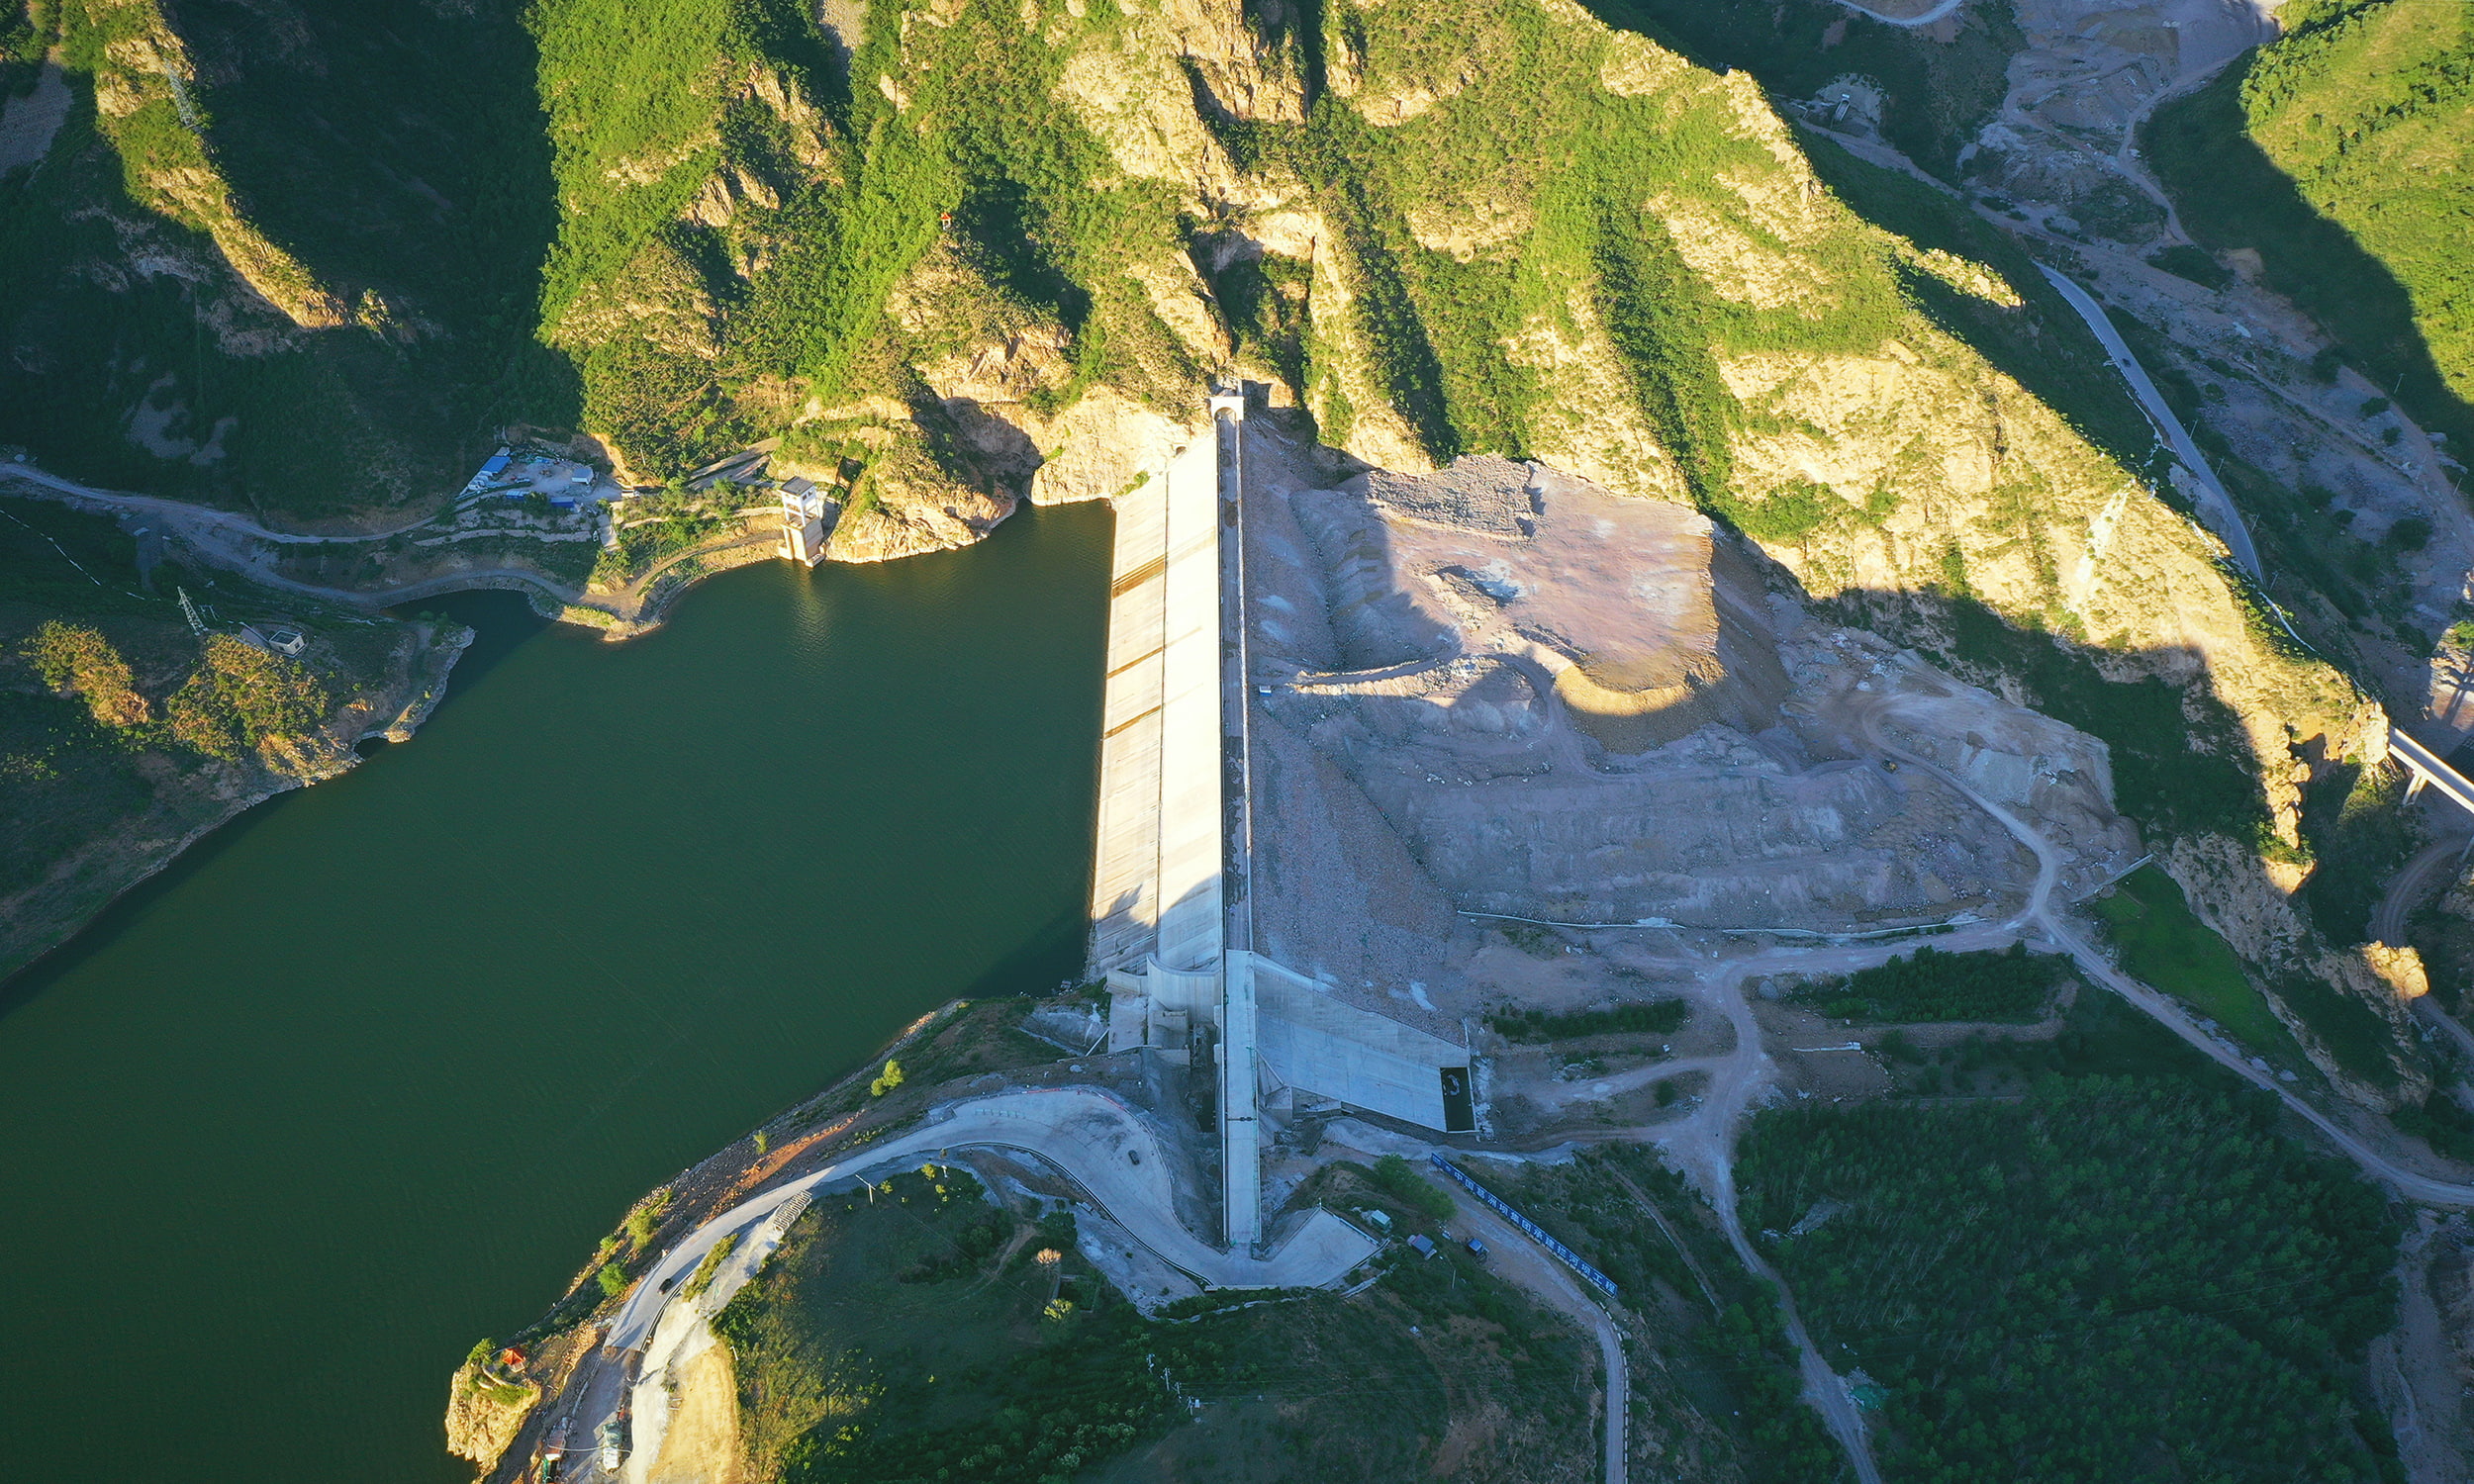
[0,503,1111,1483]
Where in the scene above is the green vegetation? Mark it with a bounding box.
[624,1187,674,1247]
[717,1165,1593,1483]
[1581,0,2022,178]
[594,492,764,587]
[2099,297,2421,641]
[0,496,421,948]
[1486,998,1689,1042]
[25,620,147,727]
[1490,1143,1850,1481]
[2146,0,2474,450]
[2275,974,2402,1088]
[2297,759,2412,946]
[0,0,569,516]
[867,1059,904,1097]
[459,1339,538,1409]
[594,1259,630,1299]
[2394,1089,2474,1163]
[782,1000,1074,1134]
[1366,1153,1455,1221]
[683,1233,741,1302]
[2146,244,2233,291]
[13,590,333,766]
[1905,597,2272,844]
[526,0,1197,482]
[1742,1077,2400,1480]
[1801,943,2067,1024]
[1892,980,2237,1099]
[2092,867,2304,1065]
[162,634,329,760]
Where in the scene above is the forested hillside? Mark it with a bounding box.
[0,494,459,977]
[1742,1061,2401,1481]
[2147,0,2474,450]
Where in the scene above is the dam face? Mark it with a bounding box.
[1086,398,1471,1253]
[1087,412,1229,979]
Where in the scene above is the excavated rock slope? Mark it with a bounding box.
[1238,430,2139,1028]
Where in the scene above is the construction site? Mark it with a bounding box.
[1087,395,2141,1252]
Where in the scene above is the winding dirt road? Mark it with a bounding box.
[4,457,443,543]
[3,455,784,632]
[2374,835,2471,950]
[1856,677,2474,1207]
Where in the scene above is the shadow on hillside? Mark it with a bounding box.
[1803,583,2423,1077]
[1795,139,2166,479]
[1544,0,2165,482]
[2143,57,2474,451]
[1573,0,2019,177]
[1813,583,2288,850]
[166,0,580,469]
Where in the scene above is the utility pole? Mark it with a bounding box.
[176,587,206,636]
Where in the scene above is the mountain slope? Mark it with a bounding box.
[1,0,2411,1066]
[2146,0,2474,450]
[0,0,561,524]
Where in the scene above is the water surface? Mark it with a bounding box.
[0,504,1109,1482]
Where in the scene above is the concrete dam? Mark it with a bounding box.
[1086,395,1474,1251]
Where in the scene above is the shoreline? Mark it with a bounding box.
[0,475,1070,994]
[5,459,1101,646]
[0,620,473,992]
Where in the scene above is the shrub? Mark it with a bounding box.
[1802,943,2065,1023]
[2395,1091,2474,1162]
[2145,244,2232,290]
[1486,1000,1688,1042]
[1369,1154,1455,1220]
[624,1187,673,1246]
[595,1260,629,1298]
[23,622,148,727]
[868,1059,904,1096]
[165,633,329,758]
[2387,515,2432,552]
[682,1234,738,1300]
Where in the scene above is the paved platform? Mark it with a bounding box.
[1254,956,1470,1131]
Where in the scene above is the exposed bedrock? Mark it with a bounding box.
[1242,447,2135,947]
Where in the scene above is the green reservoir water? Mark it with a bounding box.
[0,504,1110,1483]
